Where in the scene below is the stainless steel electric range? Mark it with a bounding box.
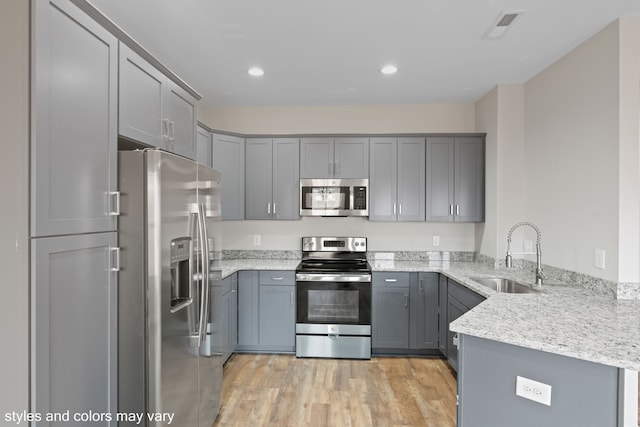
[295,236,372,359]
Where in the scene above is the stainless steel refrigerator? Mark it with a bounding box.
[118,149,223,427]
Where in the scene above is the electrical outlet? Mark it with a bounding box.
[523,239,533,253]
[253,235,261,246]
[595,249,605,269]
[516,376,552,406]
[433,236,440,247]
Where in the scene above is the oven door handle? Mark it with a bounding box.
[295,273,371,282]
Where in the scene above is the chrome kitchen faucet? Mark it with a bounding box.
[505,221,546,286]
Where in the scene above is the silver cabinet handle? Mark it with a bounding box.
[419,278,423,292]
[108,191,120,216]
[456,204,460,216]
[109,247,121,272]
[267,202,271,215]
[273,203,277,216]
[384,278,397,283]
[272,277,284,281]
[399,204,402,215]
[393,204,396,215]
[450,204,454,216]
[405,294,409,307]
[162,119,171,140]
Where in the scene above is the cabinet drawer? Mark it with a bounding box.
[372,272,410,287]
[448,279,484,309]
[258,270,295,285]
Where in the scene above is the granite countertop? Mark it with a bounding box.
[218,258,640,371]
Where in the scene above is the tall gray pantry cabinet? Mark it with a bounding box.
[31,0,118,425]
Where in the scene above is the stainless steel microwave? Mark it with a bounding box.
[300,178,368,217]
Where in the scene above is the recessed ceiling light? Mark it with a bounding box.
[248,67,264,77]
[380,65,398,75]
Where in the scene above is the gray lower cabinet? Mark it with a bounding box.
[369,137,425,221]
[426,136,485,222]
[411,273,439,349]
[213,133,245,220]
[119,43,197,159]
[458,335,621,427]
[438,274,448,355]
[372,272,410,349]
[33,0,118,237]
[237,270,295,352]
[245,138,300,220]
[300,137,369,179]
[196,125,212,167]
[32,232,118,426]
[210,273,238,364]
[446,278,485,371]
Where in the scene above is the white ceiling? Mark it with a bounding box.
[89,0,640,107]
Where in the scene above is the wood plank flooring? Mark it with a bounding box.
[213,354,457,427]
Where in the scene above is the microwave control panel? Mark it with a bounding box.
[353,187,367,210]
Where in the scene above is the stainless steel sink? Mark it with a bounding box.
[470,277,539,294]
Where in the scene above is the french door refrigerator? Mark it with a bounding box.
[118,149,223,427]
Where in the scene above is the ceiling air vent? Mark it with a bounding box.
[482,11,525,40]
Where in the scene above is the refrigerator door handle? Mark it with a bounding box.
[196,203,210,346]
[187,205,201,347]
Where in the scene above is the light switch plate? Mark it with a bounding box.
[516,376,552,406]
[595,249,605,269]
[433,236,440,246]
[253,235,261,246]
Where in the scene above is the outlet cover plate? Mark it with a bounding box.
[516,375,552,406]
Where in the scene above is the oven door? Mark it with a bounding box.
[295,274,371,325]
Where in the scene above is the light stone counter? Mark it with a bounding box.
[219,258,640,370]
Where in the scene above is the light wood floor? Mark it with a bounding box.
[213,354,457,427]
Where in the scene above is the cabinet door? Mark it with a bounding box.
[213,134,245,220]
[259,285,295,350]
[397,138,426,221]
[237,271,259,348]
[245,138,273,220]
[33,0,118,236]
[210,286,228,356]
[196,126,212,167]
[32,232,118,426]
[334,137,369,178]
[413,273,439,349]
[272,138,300,220]
[426,137,455,222]
[447,296,467,372]
[438,275,448,355]
[228,274,238,356]
[369,138,398,221]
[455,137,485,222]
[119,43,166,148]
[166,80,197,160]
[372,286,409,349]
[300,137,334,178]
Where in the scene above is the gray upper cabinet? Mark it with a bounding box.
[119,44,197,159]
[213,133,245,220]
[245,138,299,220]
[369,137,425,221]
[32,0,118,237]
[300,137,368,178]
[32,232,118,426]
[426,136,484,222]
[196,125,212,167]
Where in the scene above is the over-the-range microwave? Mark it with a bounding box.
[300,178,368,217]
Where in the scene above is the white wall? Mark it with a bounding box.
[0,0,30,416]
[523,20,621,282]
[199,103,478,252]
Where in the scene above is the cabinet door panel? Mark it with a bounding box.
[397,138,425,221]
[334,137,369,178]
[213,134,245,220]
[438,275,448,355]
[259,285,295,349]
[414,273,438,349]
[245,138,273,220]
[300,138,333,178]
[455,137,485,222]
[237,271,259,347]
[166,80,197,159]
[33,0,118,236]
[196,126,212,167]
[369,138,397,221]
[426,137,455,222]
[273,138,300,220]
[119,44,165,148]
[32,232,117,425]
[372,286,409,348]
